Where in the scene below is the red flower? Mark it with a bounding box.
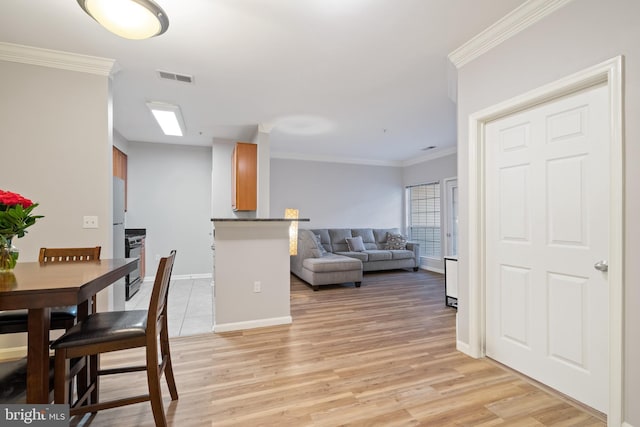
[0,190,33,209]
[0,189,42,241]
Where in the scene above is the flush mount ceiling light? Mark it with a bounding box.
[147,102,185,136]
[77,0,169,40]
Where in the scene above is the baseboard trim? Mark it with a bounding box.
[144,273,213,282]
[0,346,27,362]
[174,273,213,281]
[424,266,444,274]
[213,316,292,333]
[456,340,472,356]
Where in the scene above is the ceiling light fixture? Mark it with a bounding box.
[77,0,169,40]
[147,102,185,136]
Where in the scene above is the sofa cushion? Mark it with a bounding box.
[373,228,400,246]
[364,250,393,261]
[385,232,407,250]
[346,236,366,252]
[329,229,353,252]
[334,251,368,262]
[314,234,328,255]
[303,254,362,273]
[352,229,377,250]
[311,229,331,253]
[390,250,415,260]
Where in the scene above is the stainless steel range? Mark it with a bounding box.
[125,235,143,300]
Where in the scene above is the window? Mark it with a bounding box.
[407,182,441,258]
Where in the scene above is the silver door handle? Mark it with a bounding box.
[594,260,608,272]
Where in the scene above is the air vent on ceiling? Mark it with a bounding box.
[157,70,194,84]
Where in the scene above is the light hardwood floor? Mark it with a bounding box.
[72,270,605,426]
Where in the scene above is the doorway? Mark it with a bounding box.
[485,84,609,412]
[465,57,624,422]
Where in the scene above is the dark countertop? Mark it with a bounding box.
[211,218,310,222]
[125,228,146,237]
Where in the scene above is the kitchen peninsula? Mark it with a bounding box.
[211,218,309,332]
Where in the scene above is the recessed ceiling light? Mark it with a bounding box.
[77,0,169,40]
[147,102,185,136]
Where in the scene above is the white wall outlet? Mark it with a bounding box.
[253,281,261,293]
[83,216,99,229]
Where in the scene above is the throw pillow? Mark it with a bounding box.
[346,235,366,252]
[315,234,327,255]
[386,232,407,250]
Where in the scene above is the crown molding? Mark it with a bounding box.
[0,42,116,76]
[402,146,457,167]
[271,146,458,168]
[270,151,403,167]
[448,0,575,68]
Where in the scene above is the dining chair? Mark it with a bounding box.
[51,250,178,427]
[38,246,102,263]
[0,246,102,334]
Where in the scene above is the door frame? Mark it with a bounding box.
[465,56,624,423]
[442,176,458,258]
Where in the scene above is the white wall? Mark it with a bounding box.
[126,142,213,278]
[403,153,457,187]
[269,158,404,229]
[211,133,271,220]
[403,153,457,271]
[213,222,291,331]
[455,0,639,423]
[113,129,129,154]
[0,60,112,351]
[253,130,271,217]
[211,139,237,219]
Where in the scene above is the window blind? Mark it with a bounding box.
[407,182,441,258]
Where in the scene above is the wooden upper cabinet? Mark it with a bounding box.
[113,146,128,211]
[232,142,257,211]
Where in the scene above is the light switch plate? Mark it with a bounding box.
[83,216,99,229]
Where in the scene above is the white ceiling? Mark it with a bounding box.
[0,0,526,164]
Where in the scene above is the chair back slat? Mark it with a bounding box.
[147,250,176,333]
[39,247,102,263]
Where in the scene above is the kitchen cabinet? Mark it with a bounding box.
[232,142,257,211]
[113,146,128,211]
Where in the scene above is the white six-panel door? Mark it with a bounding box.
[485,84,610,412]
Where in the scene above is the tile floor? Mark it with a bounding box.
[124,278,213,337]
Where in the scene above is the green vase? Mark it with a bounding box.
[0,238,19,272]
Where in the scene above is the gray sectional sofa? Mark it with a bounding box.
[290,228,420,291]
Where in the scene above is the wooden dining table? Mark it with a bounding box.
[0,258,138,403]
